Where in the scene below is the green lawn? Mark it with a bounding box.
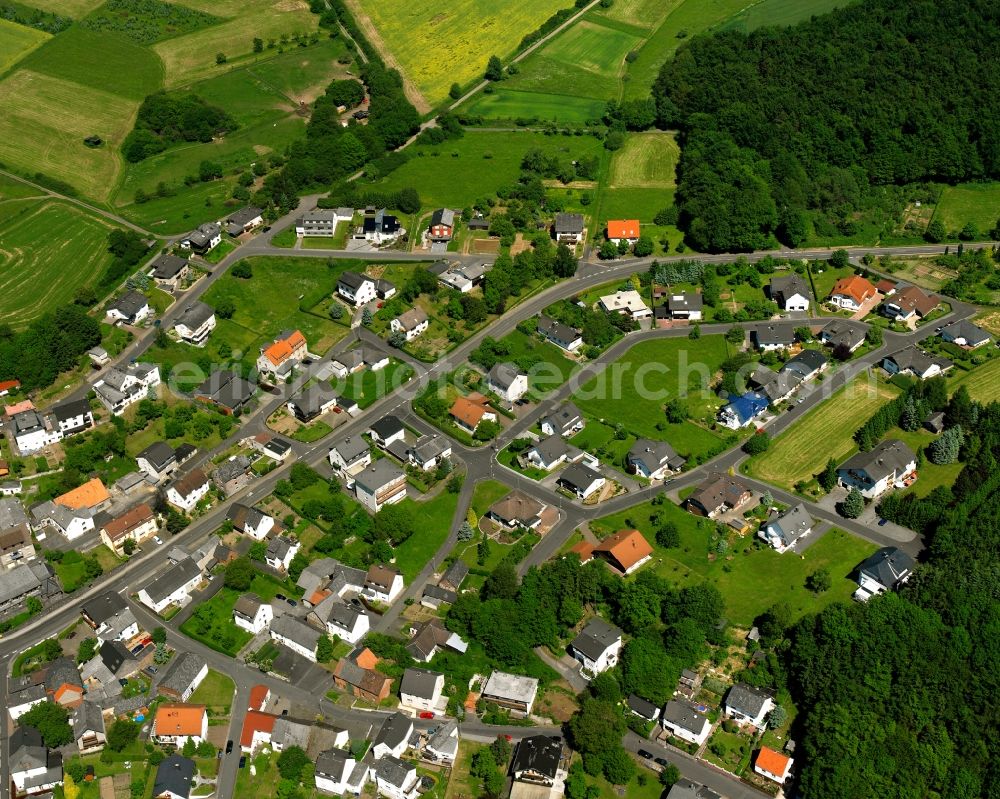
[885,426,963,499]
[592,498,877,626]
[569,421,636,471]
[597,187,673,225]
[392,491,460,582]
[950,356,1000,403]
[462,90,606,123]
[607,132,679,189]
[179,575,291,657]
[746,377,900,491]
[933,182,1000,234]
[471,480,511,518]
[492,329,576,395]
[337,359,414,409]
[719,0,850,32]
[808,263,857,303]
[572,336,732,460]
[292,420,334,443]
[0,18,50,73]
[188,668,236,714]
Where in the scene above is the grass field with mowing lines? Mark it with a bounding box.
[598,186,673,223]
[607,131,678,188]
[463,90,605,123]
[746,377,899,490]
[364,130,605,210]
[352,0,569,107]
[0,199,117,327]
[0,19,50,73]
[21,0,104,16]
[720,0,849,32]
[0,174,43,200]
[933,182,1000,234]
[591,0,683,29]
[0,71,137,202]
[951,357,1000,403]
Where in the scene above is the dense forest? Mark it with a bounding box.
[123,92,237,162]
[0,304,101,390]
[653,0,1000,252]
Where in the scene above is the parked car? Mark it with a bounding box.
[153,536,163,545]
[654,757,668,767]
[418,711,434,719]
[275,594,287,601]
[638,750,653,760]
[226,740,234,754]
[239,756,247,769]
[286,599,297,607]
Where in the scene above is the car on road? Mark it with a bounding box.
[275,594,287,601]
[286,599,297,607]
[638,750,653,760]
[418,711,434,719]
[878,517,888,526]
[654,757,669,767]
[152,536,163,545]
[262,226,271,233]
[226,740,234,754]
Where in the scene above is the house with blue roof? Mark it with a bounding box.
[717,392,769,430]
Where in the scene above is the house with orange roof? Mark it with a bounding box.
[256,330,308,378]
[153,704,208,746]
[55,478,111,511]
[568,541,595,564]
[0,379,20,396]
[754,745,794,784]
[239,709,278,752]
[449,393,497,434]
[31,477,113,540]
[5,399,34,416]
[828,275,877,311]
[607,219,640,245]
[248,685,270,712]
[592,530,653,575]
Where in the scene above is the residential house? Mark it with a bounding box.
[49,399,94,438]
[247,433,291,461]
[662,700,711,746]
[0,378,19,396]
[240,710,278,753]
[752,322,797,352]
[553,212,585,244]
[166,469,210,512]
[627,438,685,480]
[297,557,366,605]
[45,657,84,707]
[332,648,392,701]
[487,491,546,530]
[626,695,660,723]
[106,290,151,325]
[315,747,370,796]
[485,362,529,404]
[31,478,112,540]
[99,639,138,680]
[759,504,813,553]
[526,435,573,471]
[150,254,190,290]
[883,285,939,321]
[10,408,60,454]
[686,473,753,518]
[367,416,405,450]
[172,301,216,346]
[717,391,769,430]
[882,347,953,380]
[328,435,372,481]
[8,678,46,724]
[407,434,451,472]
[226,503,274,540]
[666,780,722,799]
[468,216,489,231]
[100,503,157,555]
[754,746,793,785]
[598,290,651,320]
[0,561,55,613]
[137,441,178,482]
[93,363,161,415]
[81,591,139,642]
[569,618,622,675]
[9,726,63,795]
[820,319,866,353]
[537,315,583,352]
[438,261,489,293]
[373,756,419,799]
[837,439,916,499]
[481,671,538,716]
[157,652,208,701]
[592,529,652,575]
[876,278,898,295]
[391,307,429,341]
[256,330,308,377]
[854,546,916,602]
[153,755,196,799]
[194,369,256,415]
[828,275,877,311]
[270,614,321,661]
[940,319,990,348]
[438,560,469,593]
[449,393,497,434]
[354,460,407,513]
[225,206,263,236]
[295,207,353,237]
[365,564,404,603]
[88,346,109,366]
[511,735,562,786]
[782,348,827,381]
[606,219,640,245]
[362,209,403,244]
[557,462,605,500]
[180,222,221,254]
[399,668,445,714]
[287,384,339,422]
[540,402,585,437]
[265,535,300,572]
[768,274,811,312]
[724,683,774,728]
[214,456,253,496]
[428,208,456,241]
[73,700,106,754]
[372,712,413,760]
[0,497,33,568]
[405,619,468,662]
[233,593,273,634]
[421,584,456,610]
[666,292,703,320]
[138,556,202,614]
[153,704,208,746]
[424,720,459,765]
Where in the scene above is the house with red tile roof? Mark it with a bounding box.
[607,220,640,244]
[754,746,793,784]
[828,275,877,311]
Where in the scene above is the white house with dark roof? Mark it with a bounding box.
[365,564,404,604]
[485,362,528,404]
[569,618,622,675]
[627,438,685,480]
[768,274,811,312]
[373,756,420,799]
[93,363,161,415]
[139,557,202,615]
[353,460,407,513]
[9,726,63,795]
[939,319,990,348]
[232,593,273,634]
[310,595,369,643]
[666,292,703,320]
[759,503,813,553]
[752,322,797,352]
[390,307,429,341]
[819,319,866,353]
[540,402,585,437]
[10,408,61,454]
[537,314,583,352]
[557,462,606,500]
[225,206,263,236]
[837,439,916,499]
[73,699,107,754]
[270,614,321,661]
[315,747,370,795]
[136,441,177,482]
[265,535,300,572]
[337,271,377,306]
[106,290,151,326]
[372,712,413,760]
[854,546,915,602]
[724,683,774,728]
[424,720,459,764]
[407,434,451,472]
[328,435,372,481]
[295,207,353,237]
[511,735,563,786]
[226,503,274,540]
[881,347,953,380]
[49,398,94,437]
[149,254,189,290]
[166,469,210,512]
[172,301,216,346]
[157,652,208,701]
[399,668,445,714]
[180,222,221,254]
[662,699,711,745]
[553,212,585,244]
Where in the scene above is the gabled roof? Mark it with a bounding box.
[558,462,603,492]
[366,563,400,590]
[450,395,492,428]
[369,414,405,440]
[174,301,214,331]
[570,617,622,662]
[430,208,455,227]
[752,322,797,347]
[138,441,176,471]
[530,434,570,464]
[240,709,278,748]
[766,503,812,546]
[688,472,752,512]
[830,274,876,303]
[50,398,92,423]
[626,694,659,719]
[233,593,263,619]
[154,704,206,737]
[512,735,562,778]
[261,330,306,366]
[150,254,188,279]
[195,370,255,411]
[857,546,915,590]
[726,683,772,718]
[663,699,709,735]
[226,502,268,532]
[215,456,251,483]
[488,490,544,525]
[756,746,792,777]
[722,392,770,425]
[400,668,442,700]
[102,503,154,542]
[782,348,826,378]
[820,319,866,349]
[487,362,525,391]
[271,614,320,651]
[887,284,938,316]
[73,699,106,735]
[607,219,640,239]
[154,755,195,799]
[169,469,208,499]
[55,478,109,510]
[158,652,206,696]
[537,315,581,344]
[338,270,372,290]
[628,438,685,470]
[769,274,811,302]
[375,755,415,789]
[394,307,428,331]
[354,459,405,491]
[666,779,723,799]
[593,530,652,571]
[554,212,584,233]
[884,346,953,376]
[331,435,370,464]
[111,290,149,317]
[374,712,412,750]
[940,319,990,345]
[839,439,915,483]
[82,591,129,626]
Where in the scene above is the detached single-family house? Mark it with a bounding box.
[424,720,459,765]
[270,614,321,661]
[153,755,196,799]
[49,398,94,438]
[224,206,263,236]
[626,695,660,723]
[407,434,451,472]
[391,307,429,341]
[592,529,652,575]
[511,735,562,786]
[194,369,256,415]
[399,668,445,714]
[882,347,953,380]
[540,402,585,437]
[782,349,827,381]
[553,212,585,244]
[265,535,300,572]
[828,275,877,311]
[158,653,209,701]
[365,564,404,604]
[883,285,939,321]
[73,700,107,754]
[485,362,529,404]
[439,561,469,594]
[353,460,407,513]
[149,254,190,291]
[312,596,370,643]
[295,207,353,237]
[139,557,202,614]
[537,315,583,352]
[481,671,538,717]
[526,435,572,471]
[81,592,139,642]
[557,462,605,500]
[607,219,640,245]
[752,322,797,352]
[759,503,813,553]
[100,503,157,555]
[666,292,703,321]
[569,618,622,675]
[166,469,210,512]
[718,391,769,429]
[428,208,456,241]
[226,503,274,540]
[10,407,61,454]
[724,683,775,728]
[332,648,391,699]
[449,394,497,434]
[487,491,546,530]
[854,546,915,602]
[372,712,414,760]
[337,271,377,306]
[939,319,990,348]
[373,756,420,799]
[627,438,685,480]
[438,262,489,293]
[598,290,651,320]
[368,415,406,448]
[137,441,178,482]
[233,593,273,634]
[686,473,753,518]
[106,290,151,325]
[153,704,208,746]
[9,726,63,795]
[328,435,372,480]
[214,456,253,496]
[361,209,403,244]
[819,319,866,353]
[315,747,370,796]
[180,222,221,254]
[172,301,216,346]
[768,274,811,312]
[837,439,916,499]
[405,619,468,662]
[754,746,794,785]
[662,700,712,746]
[287,384,338,423]
[93,363,161,415]
[248,433,291,462]
[256,330,308,377]
[0,498,34,568]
